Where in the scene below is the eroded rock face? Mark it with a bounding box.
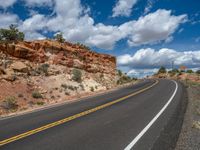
[0,40,116,75]
[11,62,28,73]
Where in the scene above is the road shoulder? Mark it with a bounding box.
[175,81,200,150]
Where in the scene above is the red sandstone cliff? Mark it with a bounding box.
[0,40,116,75]
[0,40,117,115]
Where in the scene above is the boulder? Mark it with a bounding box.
[2,69,16,81]
[11,62,28,73]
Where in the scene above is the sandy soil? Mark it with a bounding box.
[175,81,200,150]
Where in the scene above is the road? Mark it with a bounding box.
[0,79,184,150]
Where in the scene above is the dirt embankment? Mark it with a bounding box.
[0,40,135,117]
[176,81,200,150]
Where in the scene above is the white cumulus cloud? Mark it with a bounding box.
[117,48,200,69]
[124,9,187,46]
[23,0,53,7]
[0,0,16,8]
[0,13,19,28]
[112,0,138,17]
[0,0,188,50]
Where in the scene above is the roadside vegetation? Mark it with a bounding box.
[72,69,82,83]
[2,96,18,111]
[117,70,137,85]
[32,91,43,99]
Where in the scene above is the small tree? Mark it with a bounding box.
[0,24,24,42]
[186,69,193,73]
[196,70,200,74]
[54,33,65,43]
[118,70,122,76]
[72,69,82,82]
[158,66,166,74]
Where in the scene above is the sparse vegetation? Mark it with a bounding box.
[76,42,91,50]
[100,74,104,78]
[72,69,82,82]
[158,66,166,74]
[65,92,70,95]
[118,70,122,76]
[117,75,134,85]
[61,84,77,91]
[186,69,194,73]
[61,84,68,89]
[2,96,18,110]
[0,24,24,42]
[18,93,23,98]
[36,101,45,105]
[38,63,49,76]
[196,70,200,74]
[32,91,43,99]
[54,32,65,43]
[90,87,94,92]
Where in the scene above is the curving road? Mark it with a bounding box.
[0,79,185,150]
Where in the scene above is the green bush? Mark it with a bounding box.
[186,70,193,73]
[61,84,77,91]
[196,70,200,74]
[76,42,91,50]
[3,96,18,110]
[18,93,23,98]
[72,69,82,82]
[158,66,166,74]
[54,33,65,43]
[0,24,24,42]
[118,70,122,76]
[38,64,49,76]
[61,84,68,89]
[32,91,43,99]
[36,101,45,105]
[90,87,94,92]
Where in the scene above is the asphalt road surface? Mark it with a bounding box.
[0,79,184,150]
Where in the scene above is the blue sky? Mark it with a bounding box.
[0,0,200,77]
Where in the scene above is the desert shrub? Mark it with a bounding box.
[76,42,91,50]
[172,68,179,73]
[158,66,166,74]
[90,87,94,92]
[117,75,133,85]
[186,70,193,73]
[32,91,43,99]
[80,84,84,90]
[100,74,104,78]
[18,93,23,98]
[38,64,49,76]
[118,70,122,76]
[61,84,77,91]
[72,69,82,82]
[54,33,65,43]
[61,84,68,89]
[2,96,18,110]
[196,70,200,74]
[65,92,70,95]
[0,24,24,42]
[36,101,44,105]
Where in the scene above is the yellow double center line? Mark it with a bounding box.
[0,80,159,146]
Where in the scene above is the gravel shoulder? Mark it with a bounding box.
[175,81,200,150]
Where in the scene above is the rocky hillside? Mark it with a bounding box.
[0,40,117,115]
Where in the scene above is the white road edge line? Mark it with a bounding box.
[124,80,178,150]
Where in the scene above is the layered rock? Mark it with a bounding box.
[0,40,116,75]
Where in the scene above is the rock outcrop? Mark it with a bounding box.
[0,40,116,75]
